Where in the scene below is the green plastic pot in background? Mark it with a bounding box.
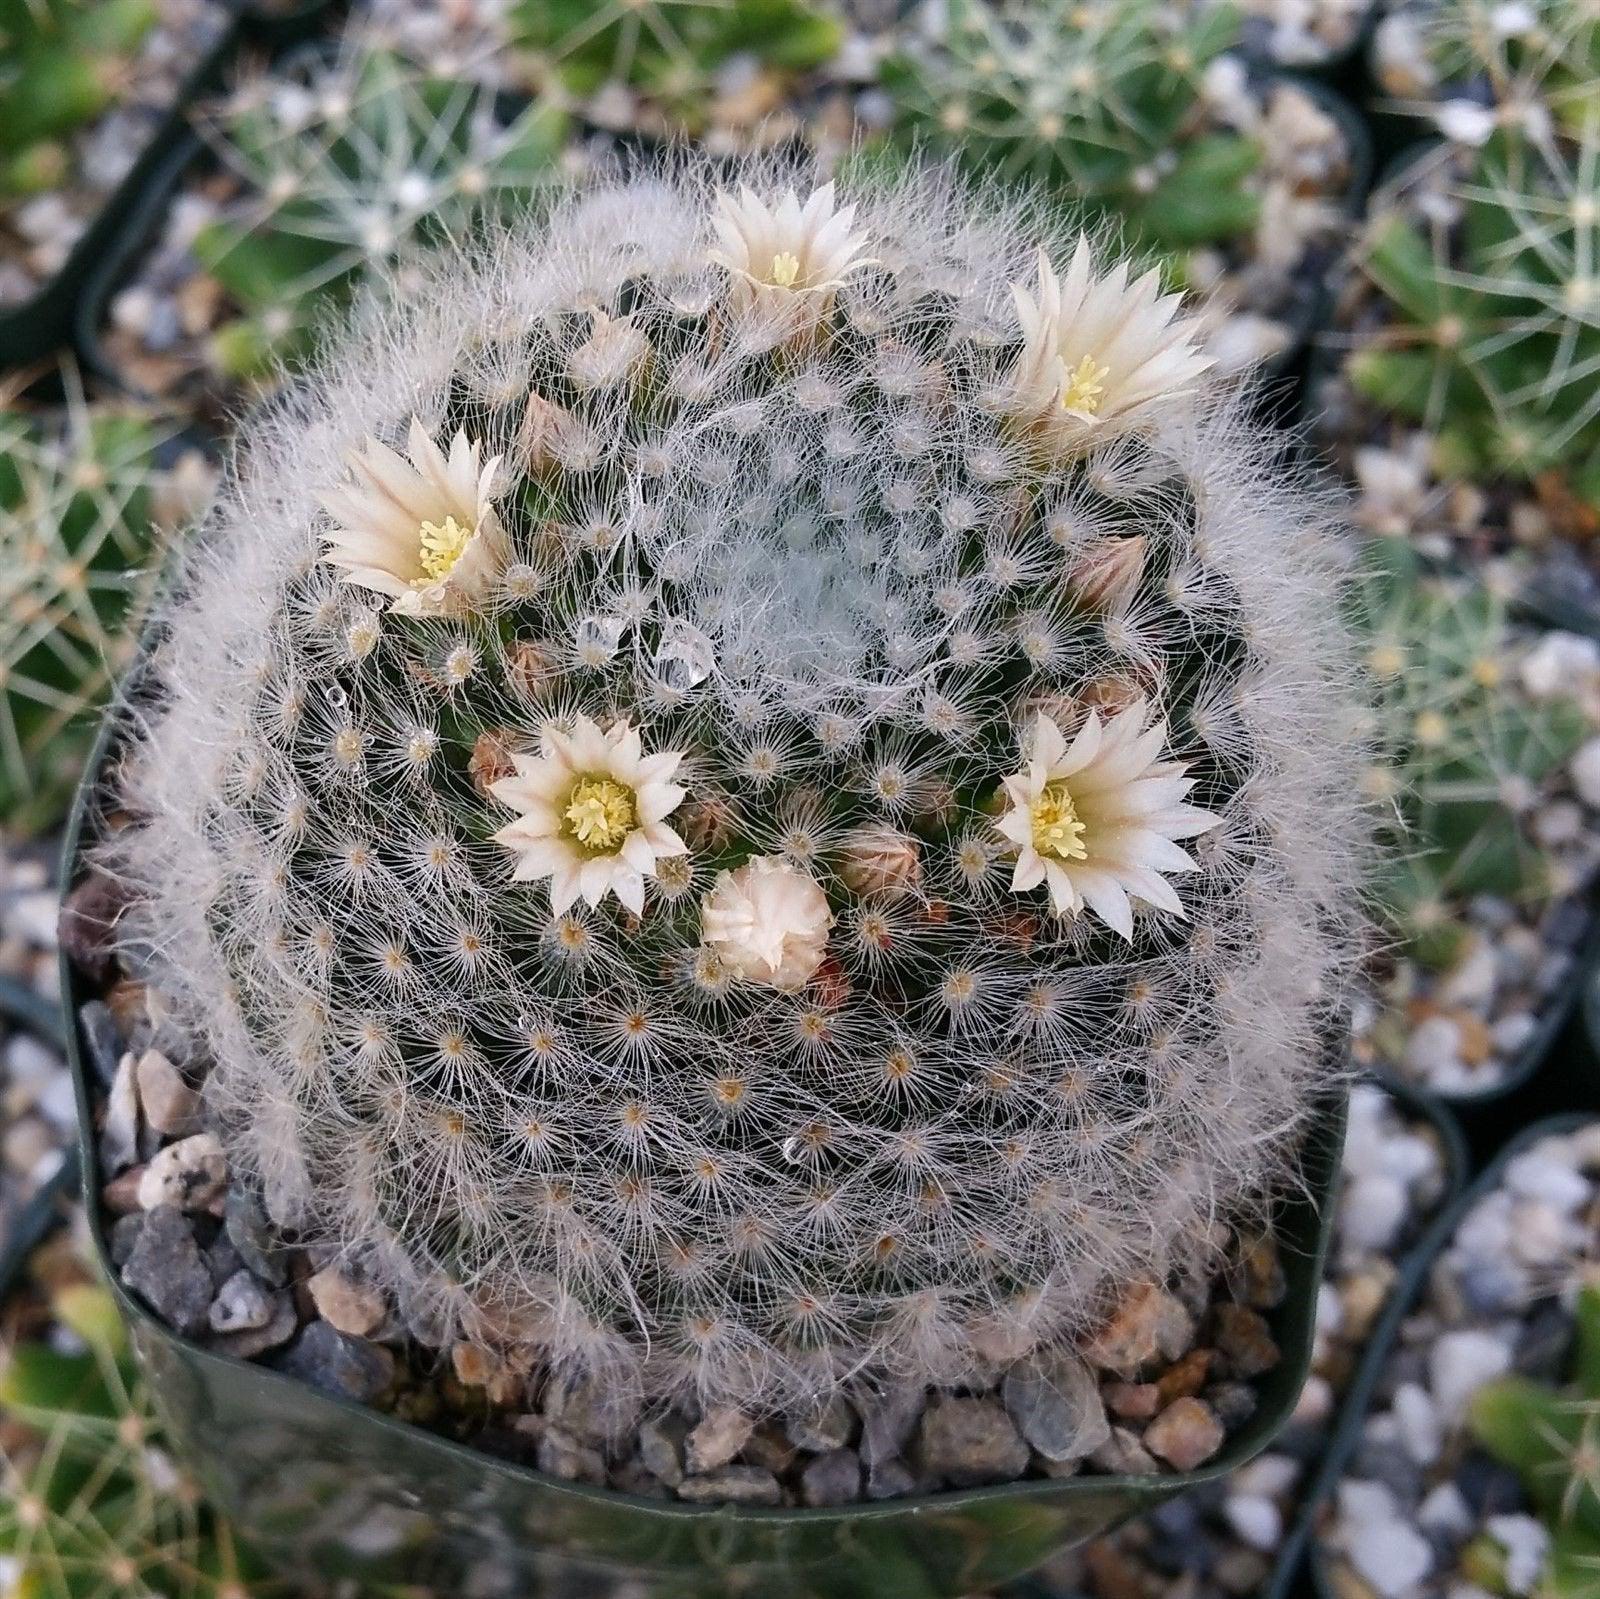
[1306,1111,1599,1599]
[0,12,243,372]
[59,675,1352,1599]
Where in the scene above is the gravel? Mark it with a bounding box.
[1319,1124,1600,1599]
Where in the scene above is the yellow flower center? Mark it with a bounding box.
[1031,781,1088,861]
[417,515,474,582]
[1060,353,1110,416]
[564,777,636,851]
[769,250,802,287]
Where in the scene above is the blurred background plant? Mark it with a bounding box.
[188,45,569,388]
[1343,122,1600,539]
[0,379,207,839]
[1351,539,1590,972]
[880,0,1259,278]
[0,1247,281,1599]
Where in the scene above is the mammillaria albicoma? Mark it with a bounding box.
[109,158,1366,1417]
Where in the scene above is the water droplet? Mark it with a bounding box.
[781,1135,807,1165]
[652,620,715,691]
[327,685,347,708]
[575,614,626,666]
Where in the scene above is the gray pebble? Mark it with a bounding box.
[77,1001,123,1089]
[685,1405,754,1473]
[122,1205,213,1337]
[859,1382,924,1467]
[786,1393,857,1453]
[800,1448,861,1506]
[223,1186,288,1287]
[865,1457,916,1499]
[637,1415,687,1487]
[1003,1350,1110,1462]
[208,1269,273,1334]
[109,1212,145,1267]
[916,1398,1029,1487]
[1089,1424,1160,1475]
[675,1466,783,1506]
[276,1320,394,1403]
[537,1426,607,1483]
[212,1290,297,1360]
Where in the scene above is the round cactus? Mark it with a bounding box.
[110,159,1365,1415]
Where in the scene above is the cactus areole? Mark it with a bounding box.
[102,159,1366,1425]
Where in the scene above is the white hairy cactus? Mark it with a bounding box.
[109,156,1365,1415]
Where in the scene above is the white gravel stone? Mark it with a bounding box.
[1428,1329,1512,1424]
[1224,1493,1282,1551]
[1345,1516,1434,1598]
[1571,737,1600,807]
[1392,1382,1442,1465]
[1405,1016,1463,1081]
[1341,1173,1408,1253]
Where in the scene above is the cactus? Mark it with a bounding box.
[192,48,569,386]
[505,0,844,128]
[1347,119,1600,522]
[107,160,1365,1417]
[1407,0,1600,137]
[1349,539,1588,969]
[0,1280,279,1598]
[0,0,157,206]
[1468,1285,1600,1596]
[0,392,184,837]
[879,0,1260,273]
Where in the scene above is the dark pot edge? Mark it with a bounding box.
[56,643,1352,1536]
[1305,1107,1600,1599]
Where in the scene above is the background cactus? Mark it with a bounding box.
[0,0,157,207]
[505,0,844,132]
[0,1279,279,1598]
[879,0,1260,274]
[192,47,569,386]
[108,160,1364,1416]
[1350,539,1589,970]
[0,391,192,838]
[1468,1284,1600,1596]
[1346,116,1600,523]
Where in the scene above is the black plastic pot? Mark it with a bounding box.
[0,974,75,1303]
[0,11,244,371]
[59,695,1352,1597]
[1305,1110,1598,1599]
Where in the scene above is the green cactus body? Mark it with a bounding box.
[1350,539,1587,968]
[0,1282,278,1598]
[1350,114,1600,520]
[0,400,176,837]
[505,0,844,124]
[0,0,158,202]
[1470,1286,1600,1595]
[193,49,569,384]
[880,0,1259,273]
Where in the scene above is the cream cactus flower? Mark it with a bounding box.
[319,417,509,617]
[490,715,688,916]
[997,701,1223,939]
[700,856,834,991]
[1005,242,1211,453]
[709,182,873,328]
